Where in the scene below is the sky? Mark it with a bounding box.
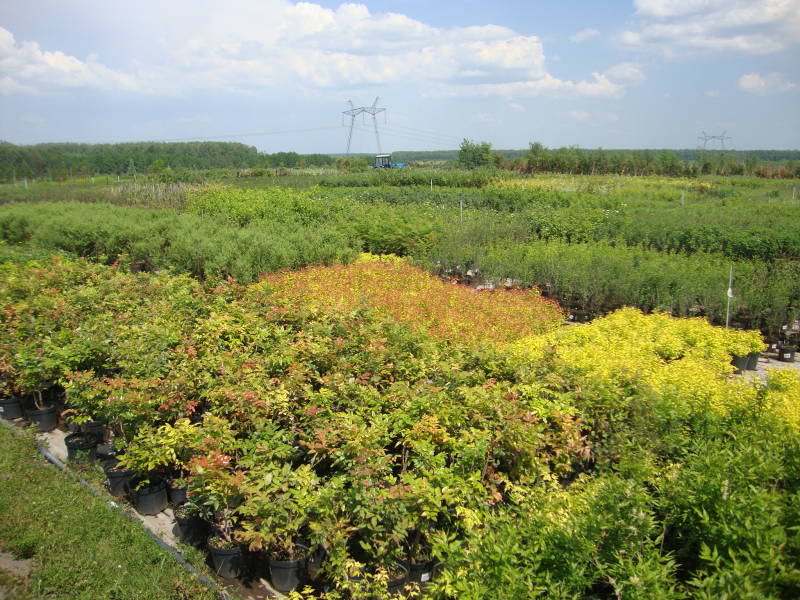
[1,0,799,153]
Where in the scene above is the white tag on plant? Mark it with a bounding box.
[421,573,431,582]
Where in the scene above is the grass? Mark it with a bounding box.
[0,426,217,600]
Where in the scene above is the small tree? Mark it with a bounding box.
[458,139,492,169]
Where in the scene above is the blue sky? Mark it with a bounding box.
[1,0,798,153]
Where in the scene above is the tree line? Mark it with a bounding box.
[458,140,800,177]
[0,141,335,182]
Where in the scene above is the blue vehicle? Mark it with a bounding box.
[374,154,406,168]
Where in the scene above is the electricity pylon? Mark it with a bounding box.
[342,97,386,154]
[698,131,732,150]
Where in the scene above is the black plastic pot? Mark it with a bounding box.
[166,480,188,506]
[746,352,760,371]
[208,540,243,579]
[129,480,168,516]
[305,545,326,579]
[81,421,105,442]
[268,544,309,593]
[95,441,118,460]
[0,397,23,420]
[403,559,437,584]
[731,355,749,374]
[779,346,796,363]
[103,460,133,498]
[386,564,410,595]
[26,405,58,432]
[64,432,98,461]
[175,514,210,547]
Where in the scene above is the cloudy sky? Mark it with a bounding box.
[1,0,799,153]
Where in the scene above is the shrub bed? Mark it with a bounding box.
[1,256,798,598]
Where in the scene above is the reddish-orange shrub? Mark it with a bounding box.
[263,255,564,346]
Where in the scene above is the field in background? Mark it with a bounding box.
[1,170,798,338]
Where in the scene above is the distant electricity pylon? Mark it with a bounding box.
[342,97,386,154]
[697,131,732,150]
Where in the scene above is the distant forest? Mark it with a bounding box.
[0,140,798,182]
[0,141,332,181]
[395,148,800,164]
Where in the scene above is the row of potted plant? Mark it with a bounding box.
[0,257,586,596]
[3,256,794,598]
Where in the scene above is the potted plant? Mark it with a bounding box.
[0,377,22,420]
[173,501,211,547]
[237,463,319,593]
[726,329,765,373]
[186,450,245,579]
[26,389,58,432]
[115,425,179,515]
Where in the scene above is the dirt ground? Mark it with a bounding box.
[0,551,34,600]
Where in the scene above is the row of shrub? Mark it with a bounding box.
[1,175,798,331]
[4,176,799,261]
[0,201,356,282]
[422,235,800,333]
[196,179,800,262]
[1,256,797,598]
[264,254,564,345]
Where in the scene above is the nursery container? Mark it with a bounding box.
[64,432,97,461]
[208,540,243,579]
[268,544,309,593]
[81,420,105,442]
[731,355,749,374]
[0,397,23,420]
[27,405,58,432]
[129,480,168,516]
[403,559,437,585]
[103,459,133,497]
[166,479,188,506]
[174,513,209,547]
[745,352,760,371]
[778,346,796,362]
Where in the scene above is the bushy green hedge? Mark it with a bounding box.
[422,237,799,329]
[0,201,356,282]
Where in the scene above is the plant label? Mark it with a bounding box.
[421,572,431,582]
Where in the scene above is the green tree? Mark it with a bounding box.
[458,139,493,169]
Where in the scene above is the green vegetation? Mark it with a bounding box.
[1,257,798,599]
[0,426,216,600]
[2,140,799,184]
[0,141,338,182]
[0,172,797,333]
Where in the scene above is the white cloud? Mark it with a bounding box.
[705,90,720,97]
[471,112,499,123]
[566,110,619,122]
[569,28,600,43]
[604,62,646,84]
[0,2,640,101]
[738,72,798,94]
[432,72,625,100]
[568,110,590,120]
[509,103,526,112]
[622,0,800,56]
[0,27,139,94]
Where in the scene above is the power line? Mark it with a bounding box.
[159,126,341,143]
[387,124,462,144]
[348,124,455,150]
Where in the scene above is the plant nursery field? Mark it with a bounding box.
[0,171,798,336]
[0,169,799,599]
